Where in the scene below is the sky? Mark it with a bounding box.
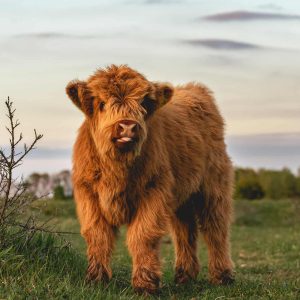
[0,0,299,175]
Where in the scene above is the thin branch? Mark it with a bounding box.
[0,99,15,221]
[11,222,79,235]
[13,131,43,167]
[0,150,9,166]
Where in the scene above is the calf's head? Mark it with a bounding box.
[66,65,173,163]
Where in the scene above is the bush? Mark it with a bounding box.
[235,168,264,200]
[296,177,300,197]
[236,177,265,200]
[0,98,44,246]
[53,185,65,200]
[258,168,297,199]
[235,167,300,200]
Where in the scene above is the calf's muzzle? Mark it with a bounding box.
[112,120,141,150]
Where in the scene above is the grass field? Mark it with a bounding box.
[0,199,299,299]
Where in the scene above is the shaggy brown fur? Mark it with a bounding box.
[66,65,234,294]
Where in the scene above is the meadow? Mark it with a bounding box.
[0,199,299,299]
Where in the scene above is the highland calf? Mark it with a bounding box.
[66,65,234,294]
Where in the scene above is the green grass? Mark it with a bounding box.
[1,199,299,299]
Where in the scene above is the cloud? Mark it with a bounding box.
[227,132,300,173]
[202,10,300,22]
[144,0,180,4]
[227,132,300,157]
[14,32,96,40]
[145,0,164,3]
[11,147,72,159]
[257,3,282,11]
[185,39,261,50]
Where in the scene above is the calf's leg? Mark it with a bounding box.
[75,186,116,283]
[198,180,234,284]
[84,218,116,283]
[126,191,171,295]
[171,196,199,284]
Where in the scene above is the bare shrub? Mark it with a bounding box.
[0,98,77,249]
[0,97,45,246]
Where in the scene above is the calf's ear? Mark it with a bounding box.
[66,80,94,117]
[154,82,174,107]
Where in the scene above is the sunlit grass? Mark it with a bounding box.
[0,199,299,299]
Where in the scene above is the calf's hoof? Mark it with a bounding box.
[85,262,110,285]
[132,267,160,295]
[210,269,235,285]
[174,266,197,284]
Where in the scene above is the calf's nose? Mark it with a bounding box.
[117,120,138,137]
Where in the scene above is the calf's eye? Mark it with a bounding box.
[141,96,157,115]
[99,101,105,111]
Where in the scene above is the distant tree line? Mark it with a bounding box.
[25,171,73,200]
[23,167,300,201]
[235,167,300,200]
